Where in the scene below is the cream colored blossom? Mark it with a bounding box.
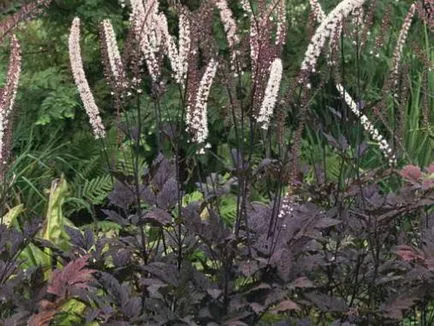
[130,0,161,81]
[301,0,366,73]
[336,84,396,166]
[0,35,21,166]
[214,0,239,48]
[186,59,218,145]
[275,0,287,45]
[256,58,283,130]
[309,0,326,22]
[177,11,190,85]
[69,17,105,139]
[158,10,190,86]
[101,19,125,86]
[391,4,416,86]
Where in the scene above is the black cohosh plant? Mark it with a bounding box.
[0,0,433,325]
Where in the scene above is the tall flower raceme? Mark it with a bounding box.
[100,19,127,93]
[129,0,162,82]
[300,0,366,78]
[186,59,218,148]
[306,0,342,66]
[177,11,190,86]
[275,0,287,46]
[213,0,239,72]
[0,35,21,177]
[241,0,286,83]
[256,58,283,130]
[157,9,190,86]
[243,0,288,75]
[214,0,239,49]
[304,0,394,167]
[240,0,260,78]
[389,3,416,91]
[69,17,106,139]
[336,84,396,166]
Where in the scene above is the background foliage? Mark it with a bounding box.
[0,0,432,325]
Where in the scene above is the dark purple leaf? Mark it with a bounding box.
[108,181,135,209]
[142,207,172,226]
[157,177,179,209]
[103,209,128,226]
[272,299,300,313]
[122,297,141,318]
[382,296,417,320]
[304,292,348,312]
[139,185,157,205]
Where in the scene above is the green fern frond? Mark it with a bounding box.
[78,174,113,205]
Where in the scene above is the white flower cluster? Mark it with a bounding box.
[336,84,396,166]
[130,0,161,81]
[130,0,190,85]
[101,19,126,87]
[214,0,240,73]
[176,12,190,85]
[186,59,218,146]
[240,0,259,78]
[240,0,253,14]
[256,58,283,130]
[69,18,106,139]
[306,1,396,166]
[309,0,326,23]
[391,4,416,87]
[0,35,21,166]
[277,192,294,220]
[275,0,287,45]
[250,23,259,79]
[157,11,190,86]
[301,0,366,73]
[214,0,239,48]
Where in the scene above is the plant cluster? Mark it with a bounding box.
[0,0,432,325]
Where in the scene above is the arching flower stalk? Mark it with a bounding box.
[186,59,218,147]
[0,34,21,177]
[300,0,366,77]
[389,3,416,90]
[69,17,106,139]
[336,84,396,166]
[256,58,283,130]
[304,0,394,166]
[100,19,127,93]
[214,0,239,71]
[307,0,342,66]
